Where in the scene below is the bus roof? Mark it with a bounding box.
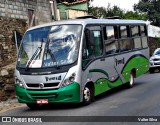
[27,19,148,31]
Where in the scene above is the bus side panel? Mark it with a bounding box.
[82,56,123,96]
[82,48,149,97]
[115,49,149,83]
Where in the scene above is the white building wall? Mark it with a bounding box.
[148,25,160,37]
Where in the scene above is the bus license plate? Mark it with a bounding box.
[36,99,48,104]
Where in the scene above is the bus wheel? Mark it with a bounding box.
[127,72,134,88]
[149,68,154,74]
[83,86,93,105]
[26,103,40,110]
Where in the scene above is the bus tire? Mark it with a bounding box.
[149,68,154,74]
[26,103,40,110]
[82,85,93,105]
[127,72,134,88]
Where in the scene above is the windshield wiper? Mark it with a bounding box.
[25,47,41,70]
[25,39,44,70]
[45,38,60,69]
[46,48,60,69]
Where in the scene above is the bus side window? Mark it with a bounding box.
[131,25,142,49]
[83,30,95,59]
[83,29,102,58]
[119,26,132,52]
[104,26,119,55]
[140,25,148,48]
[105,40,119,55]
[92,31,103,56]
[82,28,103,69]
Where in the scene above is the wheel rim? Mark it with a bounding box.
[130,73,134,86]
[84,87,90,102]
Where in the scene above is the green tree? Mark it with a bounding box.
[88,6,107,18]
[134,0,160,26]
[105,4,124,18]
[88,4,124,18]
[123,11,147,20]
[89,3,147,20]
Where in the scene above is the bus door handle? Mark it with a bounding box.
[100,58,105,61]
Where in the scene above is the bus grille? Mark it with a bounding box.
[26,82,59,89]
[29,93,58,99]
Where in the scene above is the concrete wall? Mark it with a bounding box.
[148,37,160,56]
[0,0,52,68]
[0,17,27,67]
[57,2,88,19]
[0,0,52,100]
[0,0,52,25]
[68,9,87,19]
[148,25,160,38]
[148,25,160,55]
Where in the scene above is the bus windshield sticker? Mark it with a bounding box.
[29,60,42,68]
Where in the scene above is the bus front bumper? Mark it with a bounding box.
[15,82,80,103]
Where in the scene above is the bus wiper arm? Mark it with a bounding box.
[25,47,41,71]
[47,49,60,69]
[25,39,44,70]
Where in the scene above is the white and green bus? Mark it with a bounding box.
[15,18,149,109]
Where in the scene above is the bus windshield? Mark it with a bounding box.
[17,25,82,68]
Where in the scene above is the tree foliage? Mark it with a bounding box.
[106,4,124,18]
[88,3,147,20]
[134,0,160,26]
[88,6,107,18]
[124,11,147,20]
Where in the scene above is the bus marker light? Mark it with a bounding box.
[111,77,115,80]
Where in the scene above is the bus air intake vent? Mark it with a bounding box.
[26,82,59,89]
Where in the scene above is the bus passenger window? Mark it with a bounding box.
[140,25,147,36]
[131,26,140,37]
[119,26,130,38]
[104,26,119,55]
[142,37,148,48]
[103,26,115,40]
[120,39,132,52]
[133,38,142,49]
[119,26,132,52]
[140,25,148,48]
[105,40,119,54]
[131,25,142,49]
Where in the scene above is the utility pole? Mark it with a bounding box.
[50,0,58,21]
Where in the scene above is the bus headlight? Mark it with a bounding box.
[61,73,76,88]
[15,77,25,88]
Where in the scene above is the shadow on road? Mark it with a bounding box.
[24,103,82,111]
[94,80,146,102]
